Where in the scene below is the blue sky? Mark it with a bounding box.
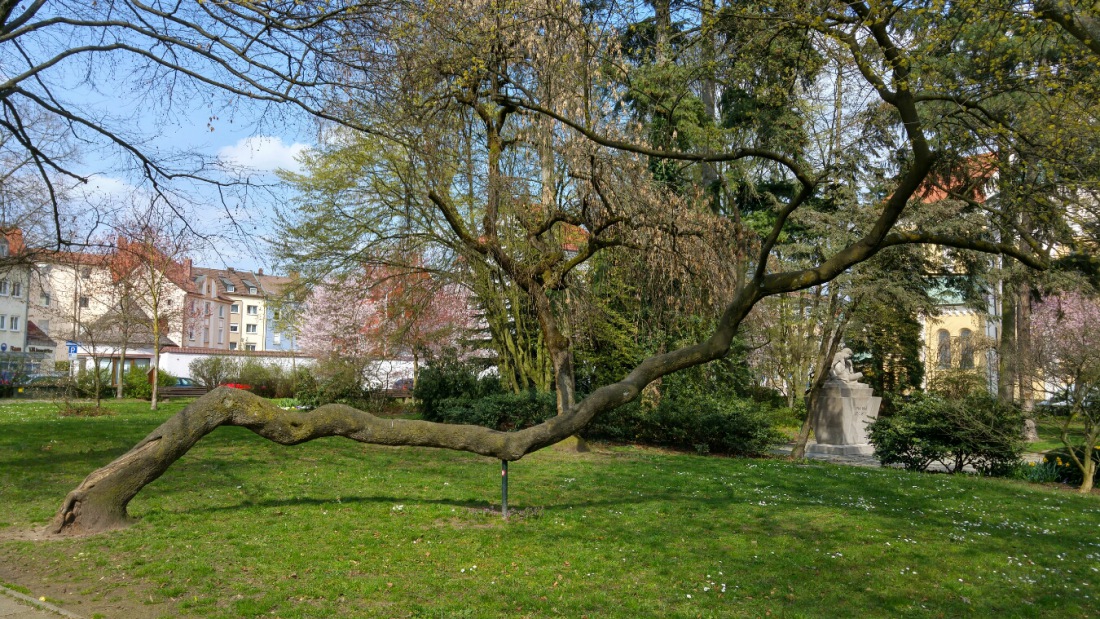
[69,93,315,273]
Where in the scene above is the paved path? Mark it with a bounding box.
[774,443,1046,471]
[0,587,83,619]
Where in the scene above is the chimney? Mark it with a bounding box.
[185,258,192,278]
[257,267,264,276]
[4,228,24,254]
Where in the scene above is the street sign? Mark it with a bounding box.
[66,340,78,357]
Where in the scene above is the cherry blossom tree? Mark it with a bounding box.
[1032,293,1100,492]
[299,268,475,383]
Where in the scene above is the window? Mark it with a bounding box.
[79,296,89,309]
[11,282,21,297]
[230,324,239,332]
[218,328,224,344]
[0,280,9,295]
[203,326,210,343]
[959,329,975,370]
[936,329,952,369]
[188,327,195,341]
[249,287,257,295]
[226,284,235,292]
[231,303,239,314]
[245,344,257,351]
[204,301,211,316]
[229,342,237,350]
[273,334,281,345]
[245,324,257,334]
[218,306,224,318]
[80,267,91,278]
[246,305,258,315]
[40,292,50,307]
[0,315,6,330]
[9,317,19,332]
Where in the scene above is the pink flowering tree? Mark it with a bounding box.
[1032,293,1100,492]
[299,270,475,385]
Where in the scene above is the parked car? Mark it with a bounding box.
[393,378,414,391]
[16,373,71,396]
[175,377,197,387]
[18,373,68,387]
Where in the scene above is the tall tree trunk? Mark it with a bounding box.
[116,345,127,399]
[699,0,720,212]
[998,281,1018,403]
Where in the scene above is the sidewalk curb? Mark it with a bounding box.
[0,585,86,619]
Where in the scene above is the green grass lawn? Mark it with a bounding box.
[1,398,1097,618]
[1031,416,1090,454]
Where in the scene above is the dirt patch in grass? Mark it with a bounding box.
[0,542,178,619]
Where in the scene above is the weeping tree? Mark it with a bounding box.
[48,0,1094,536]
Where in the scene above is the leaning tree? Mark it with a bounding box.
[48,0,1095,536]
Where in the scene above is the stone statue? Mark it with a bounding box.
[809,346,880,456]
[828,347,863,384]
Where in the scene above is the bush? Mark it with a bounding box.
[868,393,1025,476]
[238,360,285,398]
[122,368,175,400]
[583,392,783,456]
[76,368,113,399]
[415,353,503,421]
[433,391,557,431]
[295,356,373,409]
[189,356,241,390]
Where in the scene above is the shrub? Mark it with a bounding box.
[295,356,373,409]
[415,353,502,421]
[122,368,175,399]
[238,360,285,398]
[76,368,113,399]
[189,356,241,390]
[583,392,783,456]
[433,391,557,431]
[868,393,1025,476]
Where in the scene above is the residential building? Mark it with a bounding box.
[257,271,299,352]
[188,267,235,350]
[0,229,30,353]
[195,267,268,351]
[28,250,115,363]
[71,302,177,380]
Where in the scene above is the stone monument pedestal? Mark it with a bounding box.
[808,380,881,456]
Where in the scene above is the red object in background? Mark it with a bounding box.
[222,383,252,390]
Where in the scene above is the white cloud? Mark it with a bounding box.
[76,174,138,200]
[217,135,309,174]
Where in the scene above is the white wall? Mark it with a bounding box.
[159,349,316,378]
